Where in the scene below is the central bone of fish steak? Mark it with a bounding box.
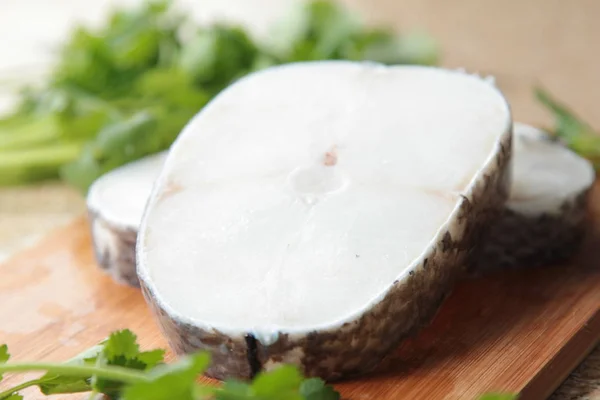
[136,61,513,381]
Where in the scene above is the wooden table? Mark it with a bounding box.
[1,0,599,398]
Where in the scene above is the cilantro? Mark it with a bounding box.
[38,342,104,395]
[477,393,519,400]
[535,87,600,169]
[0,333,524,400]
[136,349,167,369]
[249,365,304,399]
[0,345,8,363]
[38,376,92,396]
[211,365,305,400]
[122,353,210,400]
[0,330,158,398]
[0,331,342,400]
[0,344,9,382]
[179,25,258,91]
[92,329,166,397]
[215,381,253,400]
[104,329,143,359]
[266,0,438,66]
[0,0,439,191]
[299,378,340,400]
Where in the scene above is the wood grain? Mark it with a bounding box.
[1,184,600,399]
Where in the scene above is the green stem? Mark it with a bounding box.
[0,142,83,186]
[0,363,149,385]
[0,378,44,398]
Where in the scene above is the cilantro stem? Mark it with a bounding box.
[0,378,44,398]
[0,363,149,384]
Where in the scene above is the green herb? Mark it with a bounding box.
[121,353,211,400]
[477,393,519,400]
[298,378,340,400]
[265,0,438,65]
[0,344,9,382]
[0,330,162,398]
[213,365,305,400]
[0,0,438,192]
[89,329,166,397]
[535,87,600,169]
[0,329,515,399]
[0,329,338,400]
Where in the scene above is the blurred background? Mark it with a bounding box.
[0,1,598,397]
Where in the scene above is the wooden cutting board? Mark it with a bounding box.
[1,185,600,400]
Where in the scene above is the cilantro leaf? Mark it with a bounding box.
[535,87,591,142]
[52,0,183,97]
[535,87,600,170]
[250,365,303,399]
[93,329,165,397]
[0,345,9,363]
[194,384,219,400]
[266,0,360,61]
[354,30,439,66]
[477,393,519,400]
[38,342,105,395]
[299,378,340,400]
[59,104,197,192]
[136,349,166,370]
[266,0,438,66]
[59,111,157,192]
[307,0,361,59]
[179,25,258,91]
[134,68,210,109]
[0,344,9,382]
[214,381,253,400]
[122,352,210,400]
[213,368,340,400]
[103,329,141,360]
[2,395,23,400]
